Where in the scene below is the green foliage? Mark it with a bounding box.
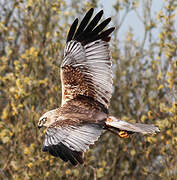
[0,0,176,179]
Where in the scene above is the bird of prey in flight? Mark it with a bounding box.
[38,8,160,166]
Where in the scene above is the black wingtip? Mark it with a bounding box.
[66,18,79,42]
[42,145,48,152]
[88,8,94,14]
[92,17,112,35]
[74,8,94,38]
[99,27,115,39]
[42,144,84,166]
[98,9,103,16]
[87,8,94,15]
[83,9,104,34]
[99,9,104,15]
[66,8,114,45]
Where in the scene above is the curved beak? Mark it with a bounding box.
[38,125,42,129]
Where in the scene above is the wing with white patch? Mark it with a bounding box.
[42,124,103,165]
[60,8,115,109]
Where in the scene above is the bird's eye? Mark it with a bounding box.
[42,117,47,123]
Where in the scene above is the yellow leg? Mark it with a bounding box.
[118,131,129,138]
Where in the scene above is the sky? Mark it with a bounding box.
[99,0,161,40]
[97,0,176,45]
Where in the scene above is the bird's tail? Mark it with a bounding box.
[105,116,160,138]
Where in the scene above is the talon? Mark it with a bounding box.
[118,131,129,138]
[106,117,113,122]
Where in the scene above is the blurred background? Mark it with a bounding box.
[0,0,176,179]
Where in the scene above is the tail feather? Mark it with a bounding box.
[106,116,160,135]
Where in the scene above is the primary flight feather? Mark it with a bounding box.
[38,8,160,166]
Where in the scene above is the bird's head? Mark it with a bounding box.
[38,109,59,129]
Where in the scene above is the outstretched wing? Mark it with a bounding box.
[61,8,115,109]
[42,98,107,165]
[42,124,103,166]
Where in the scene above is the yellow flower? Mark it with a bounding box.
[1,108,8,120]
[45,172,50,177]
[49,159,53,165]
[46,32,50,39]
[130,149,136,156]
[141,115,147,122]
[1,56,8,61]
[158,33,164,40]
[65,169,71,175]
[20,54,27,59]
[156,56,161,60]
[27,162,33,168]
[166,130,171,136]
[148,111,153,119]
[5,46,12,56]
[156,10,164,20]
[160,135,164,140]
[24,147,30,155]
[45,155,50,161]
[169,102,177,113]
[158,84,164,90]
[64,11,70,16]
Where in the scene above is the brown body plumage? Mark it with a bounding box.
[38,8,160,166]
[51,96,108,128]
